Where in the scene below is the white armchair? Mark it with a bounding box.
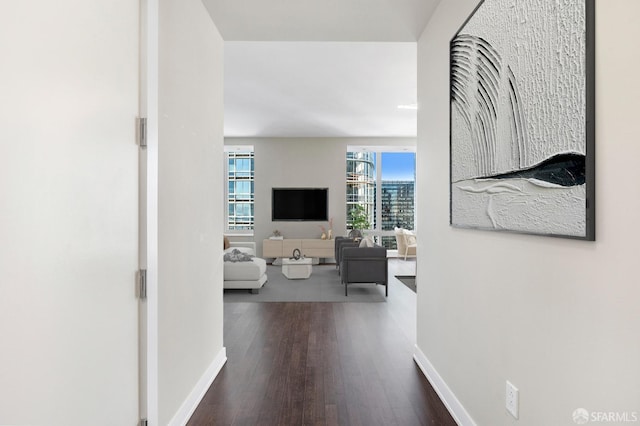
[394,227,417,260]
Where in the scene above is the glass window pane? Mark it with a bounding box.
[226,150,254,231]
[237,181,250,194]
[346,151,375,230]
[381,152,415,231]
[346,149,415,250]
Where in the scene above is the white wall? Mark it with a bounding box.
[0,1,139,425]
[226,137,415,255]
[158,0,225,424]
[416,1,640,425]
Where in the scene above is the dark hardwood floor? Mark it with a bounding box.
[188,259,456,426]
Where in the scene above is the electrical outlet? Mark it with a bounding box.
[506,381,519,419]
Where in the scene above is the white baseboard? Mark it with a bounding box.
[168,347,227,426]
[413,345,476,426]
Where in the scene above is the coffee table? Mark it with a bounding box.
[281,257,313,279]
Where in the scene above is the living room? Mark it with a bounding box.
[221,39,418,255]
[224,138,416,251]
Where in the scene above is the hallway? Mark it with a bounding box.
[189,260,456,425]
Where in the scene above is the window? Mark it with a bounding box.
[380,152,416,248]
[225,146,254,233]
[346,148,416,250]
[346,151,376,230]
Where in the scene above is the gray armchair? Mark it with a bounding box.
[334,236,359,273]
[340,246,388,296]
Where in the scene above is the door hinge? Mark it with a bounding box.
[137,269,147,300]
[137,117,148,148]
[139,418,148,426]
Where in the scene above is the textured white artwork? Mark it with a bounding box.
[450,0,594,239]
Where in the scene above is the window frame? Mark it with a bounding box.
[346,146,417,249]
[224,145,255,236]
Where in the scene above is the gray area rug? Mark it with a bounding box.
[224,265,386,302]
[396,275,416,293]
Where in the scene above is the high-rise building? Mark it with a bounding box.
[381,181,415,231]
[226,150,254,230]
[346,151,375,229]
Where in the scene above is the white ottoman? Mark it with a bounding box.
[224,257,268,293]
[282,257,312,279]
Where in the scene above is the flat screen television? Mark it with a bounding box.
[272,188,328,221]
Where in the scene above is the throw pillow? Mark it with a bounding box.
[223,248,254,262]
[404,230,417,245]
[359,236,375,247]
[223,236,230,250]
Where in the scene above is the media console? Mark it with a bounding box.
[263,238,335,260]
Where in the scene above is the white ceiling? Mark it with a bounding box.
[224,42,417,138]
[202,0,442,138]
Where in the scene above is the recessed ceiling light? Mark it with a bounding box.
[397,103,418,110]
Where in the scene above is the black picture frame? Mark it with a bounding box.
[449,0,595,240]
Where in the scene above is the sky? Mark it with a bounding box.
[381,152,416,181]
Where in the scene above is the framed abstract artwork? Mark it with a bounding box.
[450,0,595,240]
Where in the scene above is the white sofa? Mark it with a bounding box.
[223,241,267,293]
